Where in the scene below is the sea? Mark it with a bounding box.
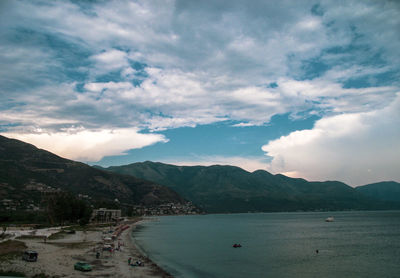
[133,211,400,278]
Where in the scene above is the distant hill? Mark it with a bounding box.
[98,161,398,213]
[3,134,398,215]
[356,181,400,202]
[0,135,184,212]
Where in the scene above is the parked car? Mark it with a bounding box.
[102,243,114,251]
[22,250,38,262]
[74,262,92,271]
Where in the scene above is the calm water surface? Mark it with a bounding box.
[133,211,400,278]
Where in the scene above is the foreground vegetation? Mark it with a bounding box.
[0,240,27,262]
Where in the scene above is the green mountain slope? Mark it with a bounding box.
[98,161,393,213]
[356,181,400,202]
[0,136,184,211]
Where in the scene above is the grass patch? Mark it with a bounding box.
[32,273,54,278]
[16,230,70,241]
[48,231,67,240]
[0,240,27,261]
[15,235,45,240]
[0,233,12,240]
[68,224,104,231]
[0,270,26,276]
[47,241,93,249]
[67,225,88,231]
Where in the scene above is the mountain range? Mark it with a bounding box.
[0,135,184,212]
[1,134,399,214]
[97,161,400,213]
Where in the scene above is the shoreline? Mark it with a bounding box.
[0,218,173,278]
[126,218,173,278]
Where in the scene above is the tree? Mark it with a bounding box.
[1,225,7,238]
[45,192,92,225]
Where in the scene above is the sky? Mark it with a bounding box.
[1,0,399,186]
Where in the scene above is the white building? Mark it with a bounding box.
[91,208,121,223]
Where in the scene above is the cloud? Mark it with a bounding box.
[0,41,63,92]
[6,0,397,85]
[89,49,129,77]
[84,81,133,93]
[277,78,397,113]
[321,0,400,65]
[78,72,398,130]
[2,64,397,136]
[262,93,400,186]
[2,128,168,162]
[2,1,398,130]
[0,0,399,184]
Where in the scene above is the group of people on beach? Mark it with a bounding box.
[128,257,144,267]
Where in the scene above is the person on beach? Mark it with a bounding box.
[128,257,132,265]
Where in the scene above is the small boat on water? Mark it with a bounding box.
[233,244,242,248]
[325,216,334,222]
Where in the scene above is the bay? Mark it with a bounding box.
[133,211,400,278]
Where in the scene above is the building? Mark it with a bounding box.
[91,208,121,223]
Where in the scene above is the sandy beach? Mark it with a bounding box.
[0,220,172,278]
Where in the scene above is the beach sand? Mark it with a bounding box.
[0,220,172,278]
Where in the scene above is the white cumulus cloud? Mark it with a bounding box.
[262,94,400,186]
[2,128,168,162]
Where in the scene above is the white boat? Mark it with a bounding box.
[325,216,334,222]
